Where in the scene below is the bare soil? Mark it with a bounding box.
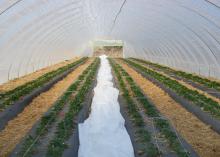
[0,59,93,157]
[118,60,220,157]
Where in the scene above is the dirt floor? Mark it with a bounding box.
[0,57,79,93]
[118,60,220,157]
[0,58,93,157]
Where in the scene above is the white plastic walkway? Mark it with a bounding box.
[78,55,134,157]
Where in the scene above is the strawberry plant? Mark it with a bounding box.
[0,57,88,110]
[109,58,160,157]
[46,58,99,157]
[112,59,189,157]
[124,59,220,119]
[131,58,220,91]
[19,59,99,157]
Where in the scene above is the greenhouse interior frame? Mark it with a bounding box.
[0,0,220,157]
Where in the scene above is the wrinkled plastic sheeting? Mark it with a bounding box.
[1,0,220,83]
[78,55,134,157]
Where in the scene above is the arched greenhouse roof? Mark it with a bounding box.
[0,0,220,84]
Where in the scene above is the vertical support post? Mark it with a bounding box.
[208,64,211,77]
[8,63,13,81]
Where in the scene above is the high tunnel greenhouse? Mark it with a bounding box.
[0,0,220,157]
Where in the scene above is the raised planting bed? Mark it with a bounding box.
[11,58,100,157]
[110,59,197,157]
[62,77,96,157]
[131,58,220,99]
[0,58,88,131]
[46,58,99,157]
[123,59,220,134]
[0,58,79,94]
[110,59,159,157]
[0,57,88,110]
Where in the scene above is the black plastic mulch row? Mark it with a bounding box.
[0,57,88,109]
[114,59,192,157]
[16,58,99,157]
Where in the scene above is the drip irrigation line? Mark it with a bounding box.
[148,117,190,156]
[19,60,99,156]
[21,88,78,156]
[22,84,80,157]
[21,89,77,156]
[135,97,151,100]
[65,90,77,93]
[168,119,190,156]
[151,117,162,157]
[22,117,53,157]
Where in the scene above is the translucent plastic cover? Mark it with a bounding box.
[0,0,220,84]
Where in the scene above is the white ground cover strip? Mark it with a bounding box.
[78,55,134,157]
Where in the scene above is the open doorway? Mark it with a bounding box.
[92,40,123,57]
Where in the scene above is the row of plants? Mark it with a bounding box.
[46,58,100,157]
[18,58,99,157]
[109,58,159,157]
[124,59,220,119]
[111,59,189,157]
[131,58,220,91]
[0,57,88,110]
